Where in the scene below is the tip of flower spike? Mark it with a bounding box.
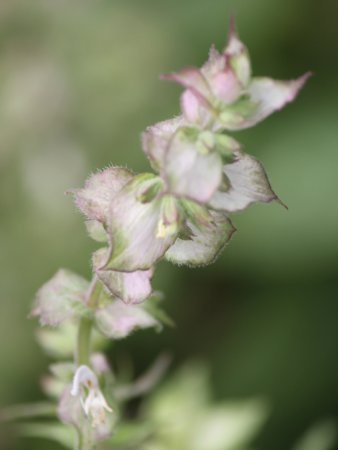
[226,14,242,50]
[228,14,238,39]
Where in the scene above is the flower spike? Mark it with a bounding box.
[27,19,310,450]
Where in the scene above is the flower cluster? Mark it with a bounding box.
[29,21,309,449]
[69,21,309,296]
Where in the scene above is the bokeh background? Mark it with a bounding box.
[1,0,338,449]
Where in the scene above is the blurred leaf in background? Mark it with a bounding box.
[293,420,337,450]
[141,362,269,450]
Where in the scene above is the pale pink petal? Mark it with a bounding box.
[181,90,200,123]
[180,90,214,127]
[210,69,242,104]
[161,67,212,107]
[201,40,243,105]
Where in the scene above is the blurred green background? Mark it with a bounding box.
[1,0,338,448]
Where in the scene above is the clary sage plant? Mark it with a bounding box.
[5,21,309,450]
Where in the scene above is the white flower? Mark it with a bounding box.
[71,365,113,429]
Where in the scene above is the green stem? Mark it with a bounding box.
[75,429,83,450]
[77,317,92,366]
[76,277,102,367]
[75,278,103,450]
